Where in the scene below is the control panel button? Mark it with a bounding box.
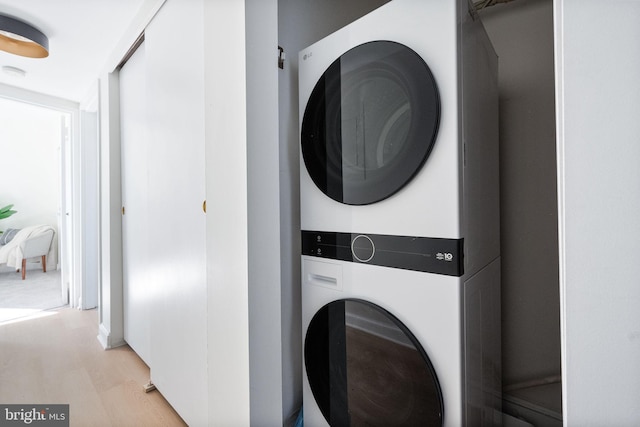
[351,235,375,263]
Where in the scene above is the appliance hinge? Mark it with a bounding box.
[278,46,285,69]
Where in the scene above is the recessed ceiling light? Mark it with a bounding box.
[2,65,26,78]
[0,14,49,58]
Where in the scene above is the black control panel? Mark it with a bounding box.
[302,230,464,277]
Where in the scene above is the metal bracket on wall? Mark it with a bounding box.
[278,46,285,69]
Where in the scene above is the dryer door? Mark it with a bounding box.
[301,41,440,205]
[305,299,444,426]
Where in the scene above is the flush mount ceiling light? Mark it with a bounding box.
[0,14,48,58]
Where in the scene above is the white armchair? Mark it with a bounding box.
[0,225,57,277]
[19,229,54,280]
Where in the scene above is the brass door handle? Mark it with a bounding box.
[122,206,125,215]
[203,200,206,213]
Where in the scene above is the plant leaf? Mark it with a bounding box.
[0,204,17,220]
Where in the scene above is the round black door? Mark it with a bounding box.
[305,299,444,426]
[301,41,440,205]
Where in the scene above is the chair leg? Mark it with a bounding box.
[42,255,47,273]
[22,259,26,280]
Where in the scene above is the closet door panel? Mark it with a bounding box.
[145,0,208,425]
[120,41,151,365]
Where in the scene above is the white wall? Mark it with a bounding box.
[0,98,63,233]
[79,100,100,309]
[246,0,284,424]
[98,72,125,349]
[555,0,640,424]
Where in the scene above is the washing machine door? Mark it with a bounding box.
[305,299,444,426]
[301,41,440,205]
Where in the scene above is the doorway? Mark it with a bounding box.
[0,96,78,323]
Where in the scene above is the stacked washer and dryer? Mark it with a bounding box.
[299,0,501,426]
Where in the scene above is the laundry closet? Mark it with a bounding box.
[278,0,561,424]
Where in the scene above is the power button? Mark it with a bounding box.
[351,235,375,263]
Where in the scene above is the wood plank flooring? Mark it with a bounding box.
[0,307,187,426]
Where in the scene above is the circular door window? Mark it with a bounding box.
[301,41,440,205]
[305,299,444,426]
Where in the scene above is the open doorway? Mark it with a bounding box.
[0,96,70,323]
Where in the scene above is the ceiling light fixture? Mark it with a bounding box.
[0,14,48,58]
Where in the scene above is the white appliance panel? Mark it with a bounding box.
[302,257,464,426]
[298,0,461,238]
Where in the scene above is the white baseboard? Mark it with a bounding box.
[97,323,109,349]
[97,323,126,349]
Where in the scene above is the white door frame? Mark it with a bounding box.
[60,114,73,306]
[59,101,82,309]
[0,85,80,308]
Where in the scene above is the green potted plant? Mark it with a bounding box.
[0,204,17,234]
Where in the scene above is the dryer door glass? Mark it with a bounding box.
[301,41,440,205]
[305,299,444,426]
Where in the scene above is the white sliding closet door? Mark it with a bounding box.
[120,42,151,365]
[145,0,208,425]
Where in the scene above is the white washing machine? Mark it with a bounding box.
[301,257,501,426]
[299,0,501,426]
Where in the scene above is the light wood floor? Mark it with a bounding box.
[0,307,187,427]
